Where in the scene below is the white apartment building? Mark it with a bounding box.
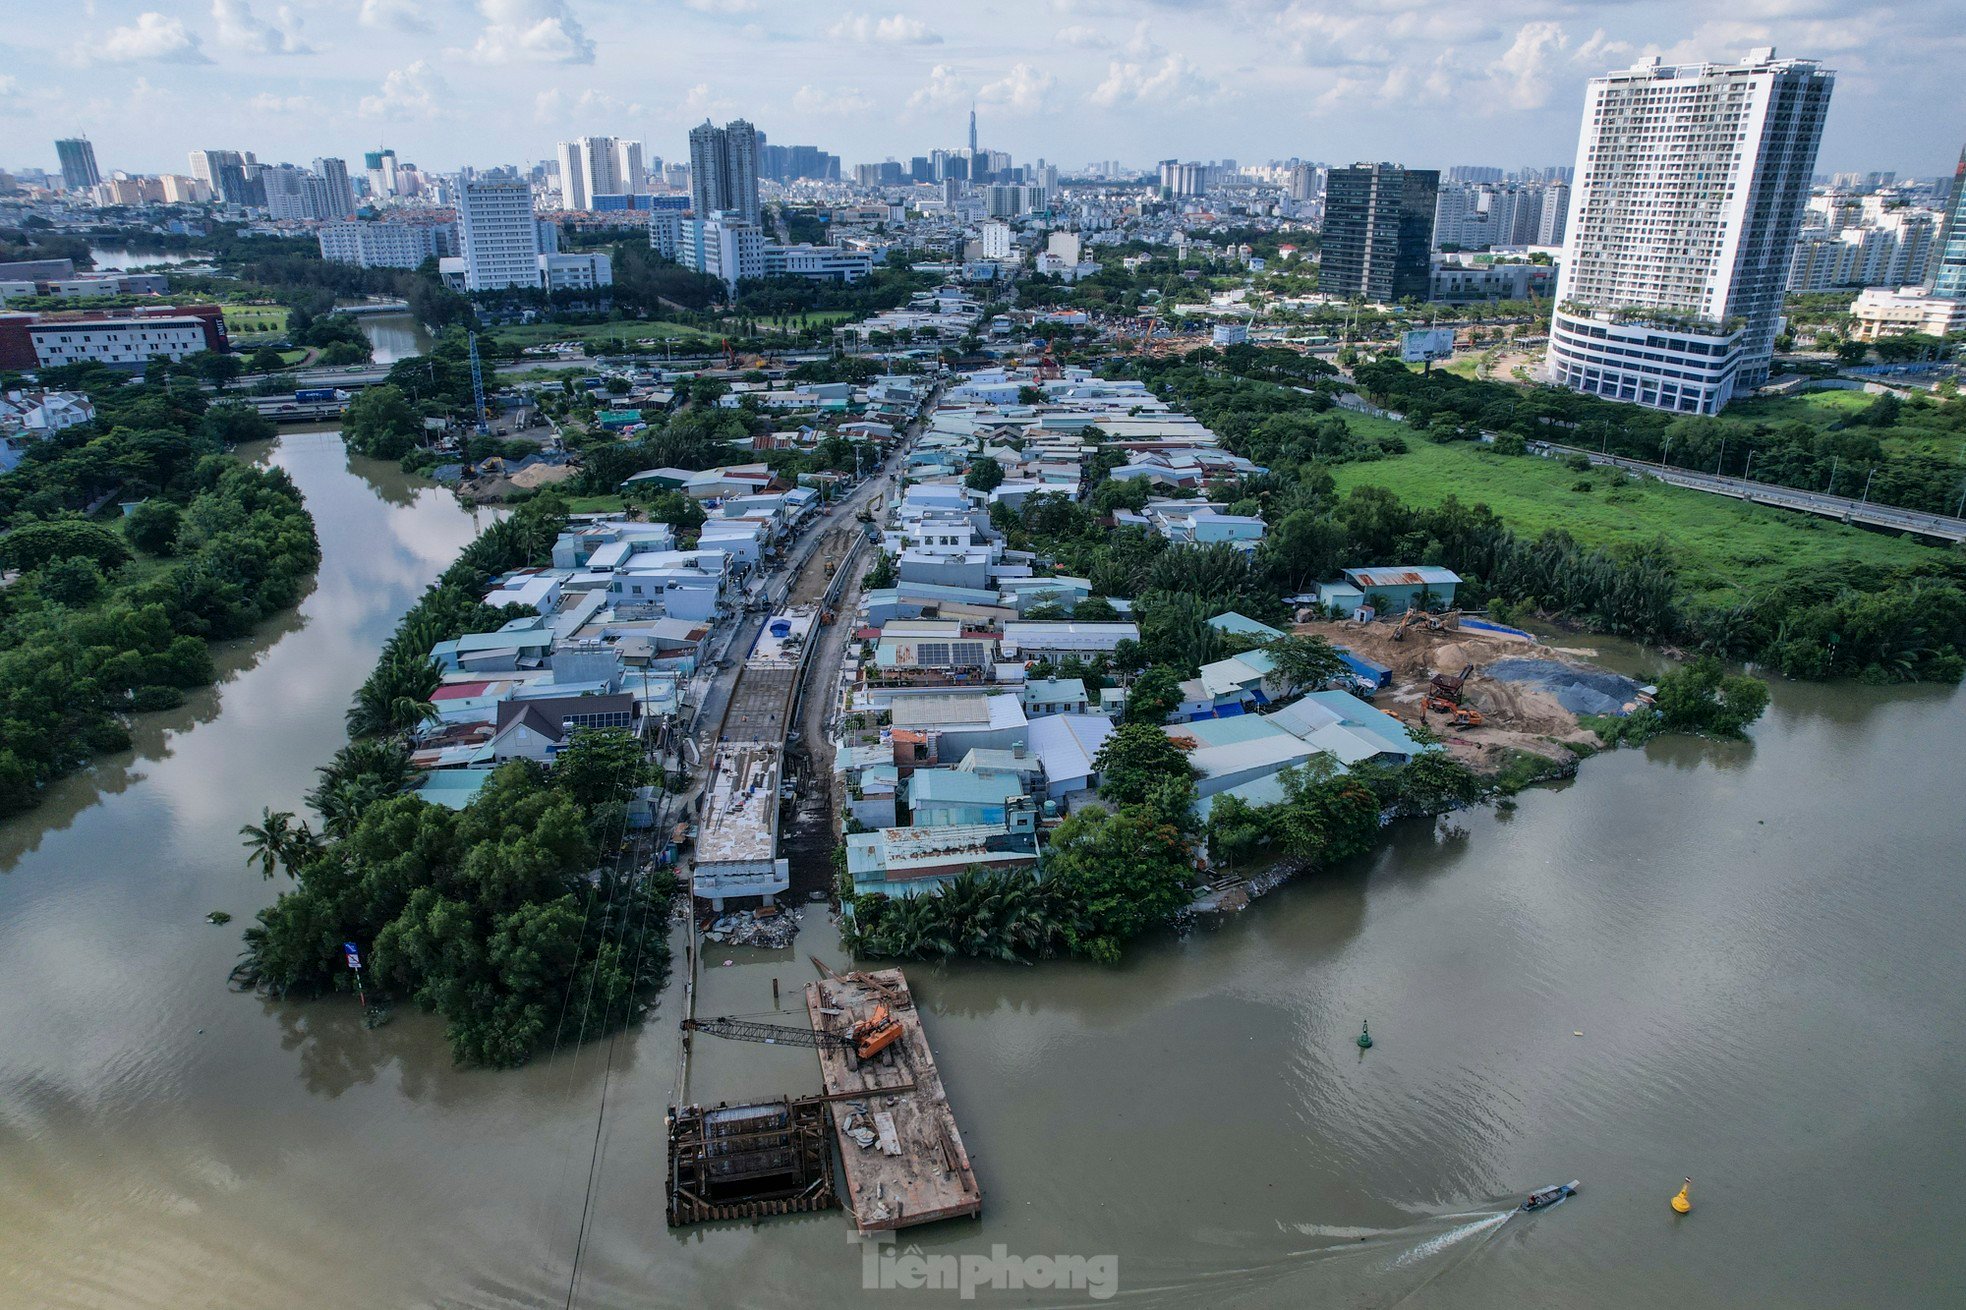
[1548,49,1833,414]
[318,219,459,270]
[459,179,543,291]
[1787,207,1939,291]
[648,209,683,259]
[979,220,1014,260]
[555,136,643,211]
[676,213,764,289]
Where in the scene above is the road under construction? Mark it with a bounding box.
[664,389,978,1235]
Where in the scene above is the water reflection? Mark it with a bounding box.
[86,244,198,270]
[356,312,436,366]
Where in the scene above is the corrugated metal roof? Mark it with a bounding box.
[1343,566,1462,587]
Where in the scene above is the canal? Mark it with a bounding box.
[0,431,1961,1307]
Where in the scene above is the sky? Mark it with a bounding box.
[3,0,1963,179]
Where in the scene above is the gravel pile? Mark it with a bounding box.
[1485,658,1642,717]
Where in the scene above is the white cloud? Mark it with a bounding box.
[247,91,312,113]
[358,0,429,32]
[683,0,758,11]
[906,64,971,114]
[0,74,28,117]
[93,12,211,64]
[359,60,448,118]
[1494,21,1567,110]
[1054,25,1109,48]
[1573,28,1634,67]
[469,0,595,64]
[1088,53,1217,108]
[534,86,646,121]
[829,12,942,45]
[979,63,1053,115]
[792,85,876,116]
[212,0,312,56]
[677,82,737,121]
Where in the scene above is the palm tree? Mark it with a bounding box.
[240,808,297,880]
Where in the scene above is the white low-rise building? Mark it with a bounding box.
[1850,285,1966,342]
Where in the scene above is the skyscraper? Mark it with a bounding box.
[554,137,643,211]
[688,119,761,224]
[1547,48,1833,414]
[968,106,978,158]
[1319,163,1439,301]
[315,157,356,217]
[1929,141,1966,299]
[189,149,243,189]
[364,149,398,198]
[55,138,101,193]
[459,178,543,291]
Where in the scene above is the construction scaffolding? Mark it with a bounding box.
[664,1096,840,1227]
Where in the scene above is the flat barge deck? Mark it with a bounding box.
[804,968,982,1232]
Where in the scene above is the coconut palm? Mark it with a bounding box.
[240,807,297,880]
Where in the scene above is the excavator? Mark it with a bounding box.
[1387,608,1464,641]
[1425,694,1484,728]
[682,1006,904,1064]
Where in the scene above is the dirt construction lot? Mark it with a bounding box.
[1293,617,1610,772]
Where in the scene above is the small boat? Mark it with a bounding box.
[1522,1181,1580,1212]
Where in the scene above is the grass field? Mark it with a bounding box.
[223,305,290,335]
[1725,388,1966,462]
[560,494,628,514]
[1723,390,1874,428]
[1330,421,1945,606]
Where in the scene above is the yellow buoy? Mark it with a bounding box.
[1670,1178,1693,1214]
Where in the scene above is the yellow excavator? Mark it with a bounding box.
[1388,608,1463,641]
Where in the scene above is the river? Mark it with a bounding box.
[1,432,1962,1308]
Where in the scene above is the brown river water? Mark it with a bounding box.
[1,430,1961,1308]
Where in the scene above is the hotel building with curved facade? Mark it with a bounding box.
[1547,49,1833,414]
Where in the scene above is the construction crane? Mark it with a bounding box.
[682,1008,904,1063]
[467,332,488,434]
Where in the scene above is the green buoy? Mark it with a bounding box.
[1357,1020,1374,1050]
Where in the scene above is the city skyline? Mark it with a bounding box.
[3,0,1962,178]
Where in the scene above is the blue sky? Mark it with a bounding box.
[3,0,1962,178]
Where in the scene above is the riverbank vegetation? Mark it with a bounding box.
[1092,349,1964,684]
[845,712,1486,965]
[241,497,678,1068]
[0,366,318,816]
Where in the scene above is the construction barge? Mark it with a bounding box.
[805,967,982,1233]
[666,964,981,1233]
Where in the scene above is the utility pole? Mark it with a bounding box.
[1826,455,1839,495]
[1861,467,1875,504]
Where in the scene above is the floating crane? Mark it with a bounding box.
[682,1007,904,1064]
